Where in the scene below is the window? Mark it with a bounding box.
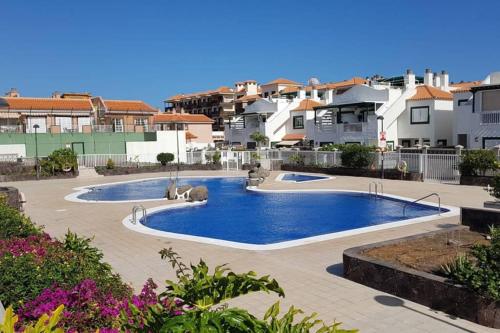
[113,118,124,132]
[410,106,430,124]
[56,117,73,132]
[436,139,447,146]
[458,99,470,106]
[482,90,500,111]
[293,115,304,129]
[134,118,147,126]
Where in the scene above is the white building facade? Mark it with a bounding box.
[452,72,500,148]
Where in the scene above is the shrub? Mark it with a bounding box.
[0,201,41,240]
[289,153,305,165]
[120,248,356,333]
[157,152,175,166]
[106,158,115,169]
[211,151,221,164]
[340,144,374,168]
[0,231,131,308]
[319,143,345,152]
[459,150,498,176]
[442,226,500,301]
[41,149,78,175]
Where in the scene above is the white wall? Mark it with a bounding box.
[0,144,26,157]
[453,90,500,148]
[126,130,187,163]
[397,99,453,146]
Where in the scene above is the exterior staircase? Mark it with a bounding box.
[77,166,103,179]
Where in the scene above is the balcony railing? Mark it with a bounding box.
[343,123,363,132]
[481,111,500,124]
[0,125,23,133]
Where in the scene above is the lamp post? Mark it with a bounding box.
[33,124,40,180]
[377,116,385,179]
[175,123,180,181]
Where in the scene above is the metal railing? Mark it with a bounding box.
[481,111,500,124]
[132,205,147,224]
[403,193,441,216]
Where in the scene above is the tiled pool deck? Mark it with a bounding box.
[6,171,496,333]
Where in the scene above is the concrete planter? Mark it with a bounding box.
[281,164,422,181]
[461,206,500,233]
[95,163,222,176]
[343,227,500,328]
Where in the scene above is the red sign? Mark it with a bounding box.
[379,131,386,141]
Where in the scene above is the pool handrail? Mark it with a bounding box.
[369,181,383,197]
[132,205,147,224]
[403,192,441,216]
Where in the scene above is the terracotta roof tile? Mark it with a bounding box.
[236,94,262,103]
[153,113,214,123]
[103,100,156,113]
[0,97,93,111]
[409,85,453,101]
[263,78,301,86]
[185,131,198,140]
[279,77,367,95]
[450,80,482,93]
[282,133,305,141]
[166,86,234,102]
[292,99,324,111]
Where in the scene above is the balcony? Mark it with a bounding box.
[343,123,363,132]
[481,111,500,124]
[0,125,23,133]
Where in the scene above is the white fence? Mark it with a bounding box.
[2,149,467,184]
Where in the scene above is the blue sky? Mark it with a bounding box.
[1,0,499,108]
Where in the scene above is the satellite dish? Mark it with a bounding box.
[308,77,320,86]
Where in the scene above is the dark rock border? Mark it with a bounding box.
[95,163,222,176]
[281,164,422,181]
[343,226,500,328]
[460,175,496,186]
[0,171,78,182]
[0,187,20,210]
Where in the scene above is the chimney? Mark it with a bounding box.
[52,91,62,99]
[244,80,258,95]
[5,88,19,97]
[404,69,415,88]
[234,82,244,92]
[311,87,319,100]
[298,87,306,99]
[433,72,441,88]
[325,89,334,104]
[424,69,433,86]
[440,70,449,91]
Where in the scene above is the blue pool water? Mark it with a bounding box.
[281,173,329,182]
[78,177,446,245]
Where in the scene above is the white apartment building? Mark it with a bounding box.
[452,72,500,148]
[312,69,455,149]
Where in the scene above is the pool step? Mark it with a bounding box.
[77,167,103,179]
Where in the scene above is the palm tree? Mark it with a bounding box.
[250,131,269,150]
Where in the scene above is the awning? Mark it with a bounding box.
[276,140,300,146]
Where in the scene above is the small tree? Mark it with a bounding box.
[106,158,115,169]
[250,132,269,150]
[157,152,175,166]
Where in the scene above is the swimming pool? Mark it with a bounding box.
[65,177,458,250]
[278,173,331,183]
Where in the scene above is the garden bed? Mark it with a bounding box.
[343,226,499,328]
[281,164,422,181]
[0,162,78,182]
[95,163,222,175]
